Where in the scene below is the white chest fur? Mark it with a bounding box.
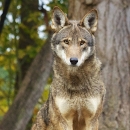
[55,96,101,118]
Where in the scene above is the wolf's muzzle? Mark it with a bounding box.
[70,57,78,65]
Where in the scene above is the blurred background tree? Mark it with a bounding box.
[0,0,129,130]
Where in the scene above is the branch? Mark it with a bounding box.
[0,0,11,34]
[38,3,50,31]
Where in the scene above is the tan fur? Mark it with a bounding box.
[32,7,105,130]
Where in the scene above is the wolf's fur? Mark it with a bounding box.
[32,7,105,130]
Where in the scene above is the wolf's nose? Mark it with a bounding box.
[70,57,78,65]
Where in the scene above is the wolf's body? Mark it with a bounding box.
[32,7,105,130]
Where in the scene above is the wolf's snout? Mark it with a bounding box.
[70,57,78,65]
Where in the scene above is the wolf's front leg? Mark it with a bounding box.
[92,120,99,130]
[31,110,47,130]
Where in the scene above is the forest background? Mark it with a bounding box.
[0,0,129,130]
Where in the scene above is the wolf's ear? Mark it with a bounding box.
[51,6,68,31]
[80,9,98,33]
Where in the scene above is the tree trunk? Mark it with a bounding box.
[0,33,53,130]
[14,0,39,95]
[68,0,130,130]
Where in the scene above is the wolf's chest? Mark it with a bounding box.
[55,96,101,119]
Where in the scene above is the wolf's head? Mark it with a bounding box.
[51,7,98,67]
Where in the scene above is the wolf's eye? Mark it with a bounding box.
[80,40,85,46]
[64,39,69,44]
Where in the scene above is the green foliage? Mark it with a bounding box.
[0,67,15,120]
[0,0,44,120]
[49,0,68,12]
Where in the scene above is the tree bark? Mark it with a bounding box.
[0,33,53,130]
[68,0,130,130]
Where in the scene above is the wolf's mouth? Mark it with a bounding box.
[70,64,77,67]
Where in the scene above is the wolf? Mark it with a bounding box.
[31,6,105,130]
